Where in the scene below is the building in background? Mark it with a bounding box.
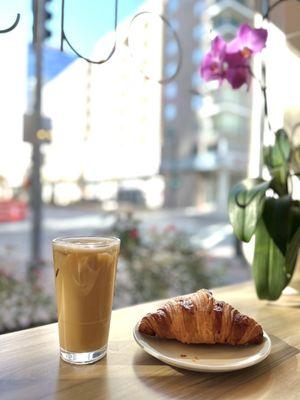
[0,0,164,208]
[42,0,164,207]
[160,0,255,211]
[1,0,298,210]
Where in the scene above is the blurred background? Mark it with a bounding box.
[0,0,299,333]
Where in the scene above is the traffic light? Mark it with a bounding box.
[43,0,52,40]
[32,0,53,44]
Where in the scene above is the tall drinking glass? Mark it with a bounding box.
[52,236,120,364]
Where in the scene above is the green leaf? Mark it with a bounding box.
[269,177,288,197]
[292,146,300,173]
[286,204,300,280]
[274,129,291,161]
[252,198,300,300]
[287,202,300,240]
[262,196,292,255]
[263,129,291,191]
[253,217,288,300]
[228,178,269,242]
[286,226,300,281]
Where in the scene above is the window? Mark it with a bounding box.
[191,96,203,111]
[212,13,242,31]
[193,25,204,40]
[213,113,246,134]
[193,1,205,16]
[166,40,179,57]
[223,32,236,41]
[213,87,248,104]
[166,127,176,136]
[169,19,180,31]
[165,104,177,121]
[191,143,198,156]
[165,82,178,99]
[192,49,202,64]
[215,0,248,5]
[167,0,179,13]
[165,61,177,77]
[192,71,202,86]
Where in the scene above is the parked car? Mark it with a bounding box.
[117,188,146,208]
[0,200,27,222]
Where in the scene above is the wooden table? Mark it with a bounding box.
[0,282,299,400]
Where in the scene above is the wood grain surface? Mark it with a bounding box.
[0,282,299,400]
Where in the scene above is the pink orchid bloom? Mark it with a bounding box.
[225,52,251,89]
[200,36,251,89]
[200,24,267,90]
[200,36,227,84]
[227,24,268,58]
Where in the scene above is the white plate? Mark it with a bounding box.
[133,323,271,372]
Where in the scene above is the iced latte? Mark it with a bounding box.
[52,237,120,364]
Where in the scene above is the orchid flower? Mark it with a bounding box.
[227,24,268,58]
[200,36,227,85]
[200,24,268,90]
[225,52,251,89]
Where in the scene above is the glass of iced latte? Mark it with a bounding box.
[52,236,120,365]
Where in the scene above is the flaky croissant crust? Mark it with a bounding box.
[138,289,263,345]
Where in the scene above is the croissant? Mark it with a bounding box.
[138,289,263,345]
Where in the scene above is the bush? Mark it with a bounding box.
[113,212,212,306]
[0,269,55,333]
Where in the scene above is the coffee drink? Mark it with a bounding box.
[52,237,120,364]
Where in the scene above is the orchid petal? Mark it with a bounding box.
[225,52,251,89]
[200,35,227,84]
[228,24,268,54]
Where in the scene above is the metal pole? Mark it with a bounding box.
[30,0,45,268]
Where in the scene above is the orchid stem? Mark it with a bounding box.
[233,64,272,133]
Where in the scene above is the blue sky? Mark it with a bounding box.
[0,0,144,54]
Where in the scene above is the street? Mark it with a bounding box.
[0,204,250,282]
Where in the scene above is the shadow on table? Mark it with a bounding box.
[132,335,299,400]
[55,358,111,399]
